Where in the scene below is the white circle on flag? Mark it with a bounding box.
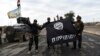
[54,22,63,30]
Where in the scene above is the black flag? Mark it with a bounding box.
[46,19,77,45]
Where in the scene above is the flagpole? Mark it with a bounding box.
[17,0,21,18]
[16,0,21,25]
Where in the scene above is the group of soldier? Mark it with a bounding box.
[27,15,84,54]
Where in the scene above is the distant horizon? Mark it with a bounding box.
[0,18,100,27]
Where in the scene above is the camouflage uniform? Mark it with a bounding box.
[73,16,84,49]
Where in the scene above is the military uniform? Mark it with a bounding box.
[73,20,84,49]
[28,20,41,51]
[42,18,51,48]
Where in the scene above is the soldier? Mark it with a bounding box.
[42,17,51,28]
[72,15,84,50]
[28,19,41,54]
[60,16,63,20]
[42,17,51,48]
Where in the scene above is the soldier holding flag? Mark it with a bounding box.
[28,19,42,54]
[72,15,84,50]
[42,17,51,48]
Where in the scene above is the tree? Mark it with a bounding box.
[64,11,75,22]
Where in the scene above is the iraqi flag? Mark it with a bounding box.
[17,0,20,7]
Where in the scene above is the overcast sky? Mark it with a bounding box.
[0,0,100,26]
